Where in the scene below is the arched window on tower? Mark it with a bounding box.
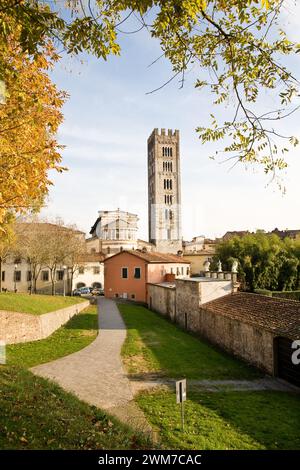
[162,147,165,156]
[170,179,172,190]
[164,179,166,189]
[170,148,173,157]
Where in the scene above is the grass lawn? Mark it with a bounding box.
[0,292,85,315]
[119,304,260,380]
[7,305,98,368]
[0,366,152,450]
[120,304,300,450]
[137,389,300,450]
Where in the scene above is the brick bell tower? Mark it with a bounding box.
[147,128,182,254]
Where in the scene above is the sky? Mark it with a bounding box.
[41,1,300,241]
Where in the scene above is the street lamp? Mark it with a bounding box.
[62,265,67,297]
[14,264,18,293]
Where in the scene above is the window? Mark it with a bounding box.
[115,293,119,298]
[92,282,102,288]
[170,179,172,190]
[176,267,180,276]
[186,267,190,275]
[27,271,32,282]
[41,270,49,282]
[14,257,21,264]
[57,270,64,281]
[76,282,86,288]
[93,266,100,275]
[1,271,5,282]
[181,267,184,275]
[13,270,21,282]
[131,294,135,299]
[169,210,173,220]
[171,268,174,274]
[78,266,84,274]
[122,267,128,279]
[164,179,166,190]
[134,267,141,279]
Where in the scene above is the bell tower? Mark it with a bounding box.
[147,128,182,254]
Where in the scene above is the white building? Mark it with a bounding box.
[72,253,105,290]
[88,209,141,255]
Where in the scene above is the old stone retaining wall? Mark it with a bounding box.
[148,284,176,321]
[0,300,89,344]
[147,278,275,374]
[196,307,274,374]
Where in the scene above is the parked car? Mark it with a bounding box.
[73,286,92,296]
[91,287,104,296]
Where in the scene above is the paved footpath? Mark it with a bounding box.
[31,298,151,433]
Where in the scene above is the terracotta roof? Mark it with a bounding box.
[271,228,300,239]
[104,249,190,264]
[201,292,300,339]
[15,222,84,234]
[182,251,215,256]
[78,253,105,263]
[222,230,250,240]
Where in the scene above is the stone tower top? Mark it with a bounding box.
[148,128,179,142]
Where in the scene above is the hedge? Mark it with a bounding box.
[254,289,300,301]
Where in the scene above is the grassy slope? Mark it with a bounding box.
[0,366,151,450]
[7,305,98,368]
[137,389,300,450]
[0,292,85,315]
[119,304,260,380]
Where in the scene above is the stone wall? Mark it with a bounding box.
[148,284,176,321]
[147,277,275,374]
[196,307,274,374]
[175,278,233,329]
[0,300,89,344]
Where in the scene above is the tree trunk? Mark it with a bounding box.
[70,271,74,296]
[0,257,2,293]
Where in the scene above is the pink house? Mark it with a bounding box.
[104,250,190,303]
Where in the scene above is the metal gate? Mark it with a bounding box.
[276,337,300,387]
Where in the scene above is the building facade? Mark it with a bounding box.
[104,250,190,303]
[88,209,139,255]
[148,128,182,254]
[72,253,105,291]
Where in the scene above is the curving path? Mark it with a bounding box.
[31,298,151,432]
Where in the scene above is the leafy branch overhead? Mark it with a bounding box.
[1,1,300,180]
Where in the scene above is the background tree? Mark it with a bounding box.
[214,231,300,291]
[15,219,49,294]
[0,17,67,227]
[0,213,15,292]
[63,230,87,295]
[1,1,299,178]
